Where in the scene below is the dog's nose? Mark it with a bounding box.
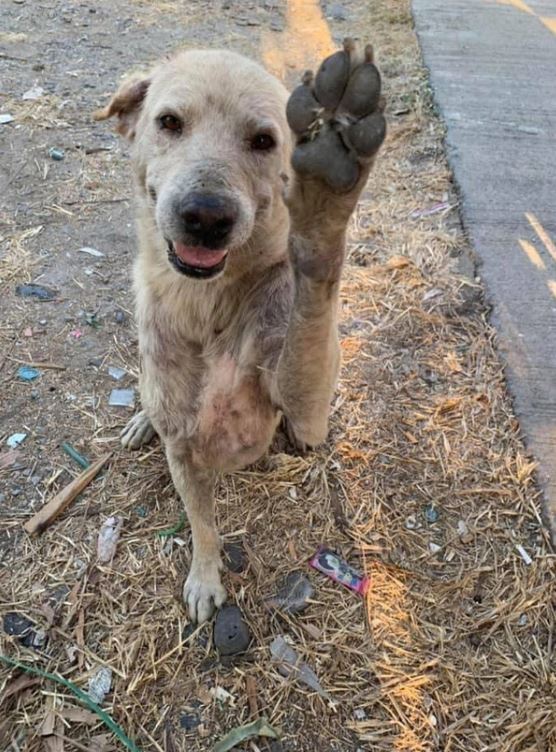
[179,193,238,247]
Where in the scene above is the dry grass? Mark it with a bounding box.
[1,0,554,751]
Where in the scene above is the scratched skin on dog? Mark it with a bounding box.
[96,42,385,622]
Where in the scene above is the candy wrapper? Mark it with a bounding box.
[309,547,370,595]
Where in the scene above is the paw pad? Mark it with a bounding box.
[287,38,386,193]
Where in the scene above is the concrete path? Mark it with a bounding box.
[412,0,556,541]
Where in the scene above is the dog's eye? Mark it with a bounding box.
[159,114,182,133]
[250,133,276,152]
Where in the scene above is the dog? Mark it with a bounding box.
[95,40,385,622]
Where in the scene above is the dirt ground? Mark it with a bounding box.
[0,1,554,751]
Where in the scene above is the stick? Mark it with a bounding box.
[23,453,111,535]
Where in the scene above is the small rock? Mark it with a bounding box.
[405,514,418,530]
[424,504,439,523]
[48,147,65,161]
[109,388,135,408]
[180,713,201,731]
[16,283,56,301]
[3,612,34,639]
[223,541,247,573]
[354,708,367,720]
[518,614,528,626]
[327,2,348,21]
[266,571,314,614]
[213,605,250,656]
[88,666,112,704]
[114,310,126,324]
[429,542,442,555]
[7,433,27,448]
[0,113,15,124]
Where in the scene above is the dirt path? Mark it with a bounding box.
[1,1,554,751]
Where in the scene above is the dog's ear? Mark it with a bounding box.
[94,75,150,140]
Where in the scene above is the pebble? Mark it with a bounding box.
[3,612,42,647]
[114,310,126,324]
[327,2,348,21]
[424,504,439,523]
[213,605,250,656]
[180,713,201,731]
[266,571,314,614]
[48,147,65,161]
[109,388,135,408]
[88,666,112,704]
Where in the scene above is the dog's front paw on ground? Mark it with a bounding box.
[287,38,386,193]
[183,564,227,623]
[120,410,156,450]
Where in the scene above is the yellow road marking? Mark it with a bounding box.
[547,280,556,299]
[495,0,534,14]
[525,212,556,264]
[540,17,556,35]
[518,238,546,270]
[261,0,334,81]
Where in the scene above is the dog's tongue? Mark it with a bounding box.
[173,242,227,269]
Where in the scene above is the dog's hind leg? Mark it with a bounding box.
[166,445,227,623]
[121,410,157,449]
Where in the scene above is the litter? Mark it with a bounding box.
[270,635,333,702]
[87,666,112,705]
[108,365,126,380]
[429,542,442,554]
[7,433,27,448]
[15,283,56,301]
[0,113,14,124]
[17,366,40,381]
[61,441,90,469]
[109,388,135,408]
[410,201,451,219]
[424,504,440,523]
[79,246,105,257]
[97,516,123,563]
[210,686,235,705]
[266,571,314,614]
[213,717,279,752]
[70,329,83,339]
[157,512,185,538]
[309,546,369,595]
[24,453,111,535]
[516,543,533,566]
[22,86,44,100]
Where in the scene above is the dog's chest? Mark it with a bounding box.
[191,354,279,470]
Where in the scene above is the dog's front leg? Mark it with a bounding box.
[166,445,226,622]
[275,39,386,447]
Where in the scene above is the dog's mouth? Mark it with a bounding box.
[167,241,228,279]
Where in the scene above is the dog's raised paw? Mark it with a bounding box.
[120,410,156,450]
[286,38,386,193]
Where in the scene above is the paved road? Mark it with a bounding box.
[413,0,556,542]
